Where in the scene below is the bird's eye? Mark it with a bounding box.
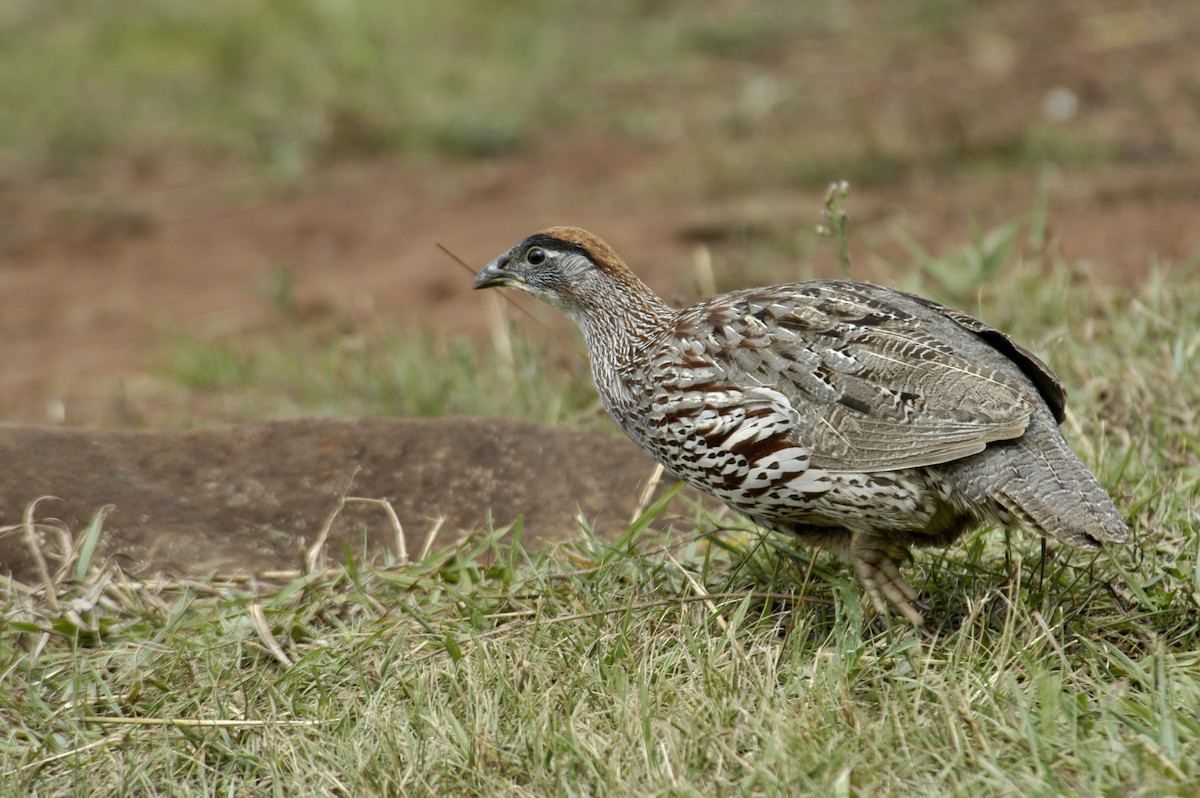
[526,247,547,266]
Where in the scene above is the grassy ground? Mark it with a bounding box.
[0,0,816,172]
[3,210,1198,795]
[154,320,602,429]
[2,0,1149,185]
[3,1,1198,794]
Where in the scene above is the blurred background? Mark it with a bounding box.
[1,0,1197,427]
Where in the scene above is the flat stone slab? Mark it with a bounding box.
[0,417,682,584]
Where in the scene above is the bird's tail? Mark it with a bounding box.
[991,408,1129,548]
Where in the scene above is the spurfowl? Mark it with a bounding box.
[474,227,1128,625]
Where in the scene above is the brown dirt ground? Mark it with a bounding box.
[1,2,1197,579]
[4,143,1197,427]
[0,417,699,585]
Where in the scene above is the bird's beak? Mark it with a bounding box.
[473,256,521,290]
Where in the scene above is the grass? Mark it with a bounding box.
[153,310,602,428]
[2,2,1198,792]
[4,0,1171,185]
[4,209,1199,795]
[0,0,780,173]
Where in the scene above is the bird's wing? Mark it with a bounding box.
[901,291,1067,423]
[663,282,1040,473]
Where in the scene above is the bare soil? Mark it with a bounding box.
[0,417,699,585]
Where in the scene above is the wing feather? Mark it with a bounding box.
[666,282,1039,472]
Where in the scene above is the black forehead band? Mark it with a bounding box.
[518,234,593,260]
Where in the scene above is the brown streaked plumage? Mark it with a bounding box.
[474,227,1129,625]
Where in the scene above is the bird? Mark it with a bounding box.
[473,226,1129,625]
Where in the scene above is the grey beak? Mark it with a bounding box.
[473,256,520,290]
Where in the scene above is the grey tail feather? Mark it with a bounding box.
[992,424,1129,549]
[994,487,1128,548]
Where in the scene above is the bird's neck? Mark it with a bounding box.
[573,279,675,416]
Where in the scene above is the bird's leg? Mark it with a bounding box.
[849,533,924,627]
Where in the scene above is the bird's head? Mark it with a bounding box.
[474,227,655,321]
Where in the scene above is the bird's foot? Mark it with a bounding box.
[850,534,924,627]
